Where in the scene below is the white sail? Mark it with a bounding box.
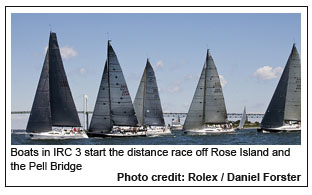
[238,106,247,129]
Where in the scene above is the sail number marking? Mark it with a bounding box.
[120,84,130,96]
[60,81,68,88]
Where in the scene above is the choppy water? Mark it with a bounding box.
[11,129,301,145]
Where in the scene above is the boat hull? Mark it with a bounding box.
[87,131,147,138]
[26,131,88,140]
[170,125,183,131]
[258,125,301,132]
[146,127,171,136]
[184,127,235,135]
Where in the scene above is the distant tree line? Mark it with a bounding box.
[230,120,260,128]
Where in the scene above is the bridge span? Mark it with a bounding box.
[11,111,264,119]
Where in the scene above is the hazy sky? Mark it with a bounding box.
[11,13,301,116]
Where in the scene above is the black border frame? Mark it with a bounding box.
[5,5,308,187]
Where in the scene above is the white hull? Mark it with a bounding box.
[146,127,171,136]
[104,130,146,137]
[184,127,235,135]
[26,130,88,140]
[88,126,147,137]
[170,125,183,131]
[259,124,301,132]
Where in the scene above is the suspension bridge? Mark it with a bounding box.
[11,111,264,119]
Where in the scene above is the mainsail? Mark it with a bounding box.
[261,44,301,128]
[134,59,165,126]
[108,41,138,126]
[184,50,228,130]
[238,106,247,129]
[26,32,81,133]
[204,50,228,124]
[48,32,81,127]
[89,41,138,133]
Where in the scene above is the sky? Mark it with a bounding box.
[10,13,301,128]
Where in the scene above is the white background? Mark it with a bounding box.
[6,145,308,186]
[1,0,311,194]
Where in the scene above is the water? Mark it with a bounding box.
[11,129,301,145]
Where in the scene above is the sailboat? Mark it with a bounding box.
[87,41,145,137]
[26,32,88,139]
[133,59,171,136]
[259,44,301,132]
[170,115,183,131]
[183,49,235,135]
[236,106,247,130]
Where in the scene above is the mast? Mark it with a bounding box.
[107,40,112,129]
[142,63,147,125]
[202,50,209,125]
[83,94,88,130]
[142,69,146,124]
